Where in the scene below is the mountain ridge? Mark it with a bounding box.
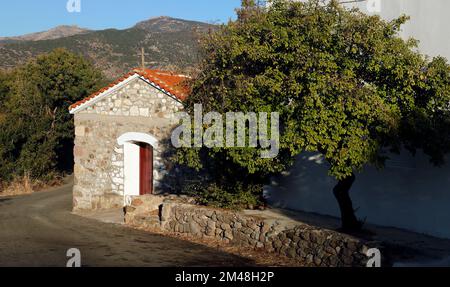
[0,25,91,42]
[0,17,214,78]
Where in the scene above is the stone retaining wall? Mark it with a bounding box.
[125,195,383,267]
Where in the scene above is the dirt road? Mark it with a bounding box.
[0,182,254,267]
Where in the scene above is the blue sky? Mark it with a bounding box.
[0,0,242,37]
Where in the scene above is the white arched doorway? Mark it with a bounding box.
[117,132,158,206]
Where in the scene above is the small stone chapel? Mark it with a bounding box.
[69,69,189,210]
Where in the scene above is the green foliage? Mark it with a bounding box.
[0,48,104,181]
[175,0,450,207]
[184,180,264,210]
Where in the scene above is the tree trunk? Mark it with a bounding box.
[333,173,362,231]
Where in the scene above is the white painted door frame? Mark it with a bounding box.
[117,132,159,206]
[123,142,141,201]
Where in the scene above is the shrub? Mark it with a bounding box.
[183,180,265,210]
[0,49,104,182]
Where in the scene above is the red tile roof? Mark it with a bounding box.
[69,68,190,112]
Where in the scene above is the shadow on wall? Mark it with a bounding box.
[155,136,202,196]
[264,151,450,239]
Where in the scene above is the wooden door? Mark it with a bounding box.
[139,143,153,195]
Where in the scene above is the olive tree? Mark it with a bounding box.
[177,0,450,230]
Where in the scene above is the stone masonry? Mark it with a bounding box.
[73,77,183,210]
[125,195,385,267]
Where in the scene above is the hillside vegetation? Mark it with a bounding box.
[0,17,213,78]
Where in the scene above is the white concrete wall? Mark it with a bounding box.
[265,151,450,239]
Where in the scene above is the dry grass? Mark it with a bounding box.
[0,174,54,197]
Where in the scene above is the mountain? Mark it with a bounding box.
[0,25,90,43]
[135,16,210,33]
[0,17,213,78]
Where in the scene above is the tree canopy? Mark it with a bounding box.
[175,0,450,222]
[0,48,104,181]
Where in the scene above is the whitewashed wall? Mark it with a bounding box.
[265,152,450,239]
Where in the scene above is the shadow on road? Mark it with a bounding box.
[0,180,257,267]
